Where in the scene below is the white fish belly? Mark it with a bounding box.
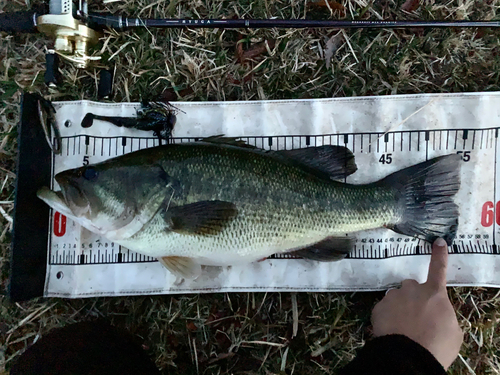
[117,230,331,266]
[112,202,394,266]
[113,212,366,266]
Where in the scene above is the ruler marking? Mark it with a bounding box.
[462,129,468,151]
[425,132,428,160]
[51,129,500,263]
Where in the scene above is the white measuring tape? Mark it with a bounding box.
[42,94,500,297]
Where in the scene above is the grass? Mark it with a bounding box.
[1,0,500,373]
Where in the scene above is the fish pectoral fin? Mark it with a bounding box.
[164,201,238,235]
[289,236,355,261]
[277,146,357,181]
[159,256,202,279]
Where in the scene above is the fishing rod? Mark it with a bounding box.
[87,15,500,30]
[1,0,499,86]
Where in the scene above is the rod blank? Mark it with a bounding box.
[87,14,500,30]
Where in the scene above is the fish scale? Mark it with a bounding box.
[108,145,398,261]
[38,140,460,278]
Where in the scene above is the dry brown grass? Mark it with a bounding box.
[1,0,500,374]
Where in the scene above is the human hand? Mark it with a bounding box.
[371,237,463,370]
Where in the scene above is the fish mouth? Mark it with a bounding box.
[37,187,75,218]
[53,172,91,217]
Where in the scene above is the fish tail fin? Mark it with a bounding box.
[381,154,461,245]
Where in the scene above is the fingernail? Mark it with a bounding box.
[434,237,447,247]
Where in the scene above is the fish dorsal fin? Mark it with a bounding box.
[289,236,355,261]
[159,256,202,279]
[276,145,357,181]
[199,135,257,149]
[198,136,357,180]
[164,200,238,236]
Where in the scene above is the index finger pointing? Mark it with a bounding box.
[426,237,449,290]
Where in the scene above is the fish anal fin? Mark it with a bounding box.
[278,145,357,180]
[289,236,355,261]
[159,256,202,279]
[165,200,238,236]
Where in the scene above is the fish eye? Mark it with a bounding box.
[83,167,98,181]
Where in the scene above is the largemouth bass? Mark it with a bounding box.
[38,138,461,279]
